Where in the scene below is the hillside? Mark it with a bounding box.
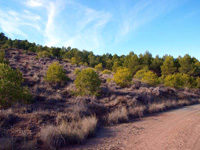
[0,48,200,150]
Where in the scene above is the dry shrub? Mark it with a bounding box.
[128,106,146,118]
[148,103,166,113]
[56,104,90,125]
[0,109,18,128]
[39,125,64,149]
[112,96,128,106]
[164,100,178,109]
[21,140,38,150]
[177,100,190,106]
[0,137,14,150]
[107,107,128,125]
[40,116,97,149]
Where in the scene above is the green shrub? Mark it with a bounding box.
[158,75,165,84]
[113,68,132,88]
[197,77,200,88]
[0,63,32,107]
[74,68,101,96]
[73,68,81,76]
[44,62,68,84]
[101,69,111,74]
[37,51,50,58]
[164,73,184,89]
[181,74,196,88]
[83,62,88,67]
[134,68,148,80]
[94,63,103,71]
[164,73,196,89]
[106,78,112,83]
[0,50,9,64]
[71,57,78,65]
[142,71,159,86]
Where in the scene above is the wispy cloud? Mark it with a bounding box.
[0,8,42,38]
[118,0,187,37]
[23,0,112,50]
[63,2,112,51]
[0,0,187,54]
[25,0,44,7]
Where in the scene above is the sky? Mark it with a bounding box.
[0,0,200,59]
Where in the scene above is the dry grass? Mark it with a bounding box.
[128,106,146,118]
[107,107,128,125]
[177,100,191,106]
[39,116,97,149]
[164,100,178,109]
[148,103,166,113]
[0,137,14,150]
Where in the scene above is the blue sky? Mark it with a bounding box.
[0,0,200,59]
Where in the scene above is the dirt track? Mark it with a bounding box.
[64,104,200,150]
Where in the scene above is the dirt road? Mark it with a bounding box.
[65,104,200,150]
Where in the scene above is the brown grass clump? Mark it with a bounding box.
[39,125,64,149]
[177,100,190,106]
[148,103,166,113]
[0,109,18,128]
[107,107,128,125]
[39,116,97,149]
[164,100,178,109]
[128,106,146,118]
[0,137,14,150]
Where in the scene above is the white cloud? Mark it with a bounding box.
[63,2,112,51]
[25,0,44,7]
[0,7,43,39]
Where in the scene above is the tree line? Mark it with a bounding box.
[0,32,200,88]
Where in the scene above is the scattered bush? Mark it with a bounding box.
[0,50,9,64]
[107,107,128,125]
[0,63,32,107]
[134,68,147,80]
[128,106,146,118]
[106,78,112,83]
[37,51,50,58]
[101,69,112,74]
[44,62,68,84]
[148,103,166,113]
[73,68,81,76]
[197,77,200,88]
[113,68,132,88]
[74,68,101,96]
[181,74,196,88]
[142,71,159,86]
[94,63,103,71]
[164,73,184,89]
[71,57,78,65]
[40,116,97,149]
[164,73,196,89]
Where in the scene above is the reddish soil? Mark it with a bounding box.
[64,104,200,150]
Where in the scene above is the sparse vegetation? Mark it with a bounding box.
[94,63,103,71]
[0,63,32,107]
[101,69,112,74]
[113,68,132,88]
[74,68,101,96]
[44,62,68,84]
[142,71,159,86]
[107,107,128,125]
[40,115,97,149]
